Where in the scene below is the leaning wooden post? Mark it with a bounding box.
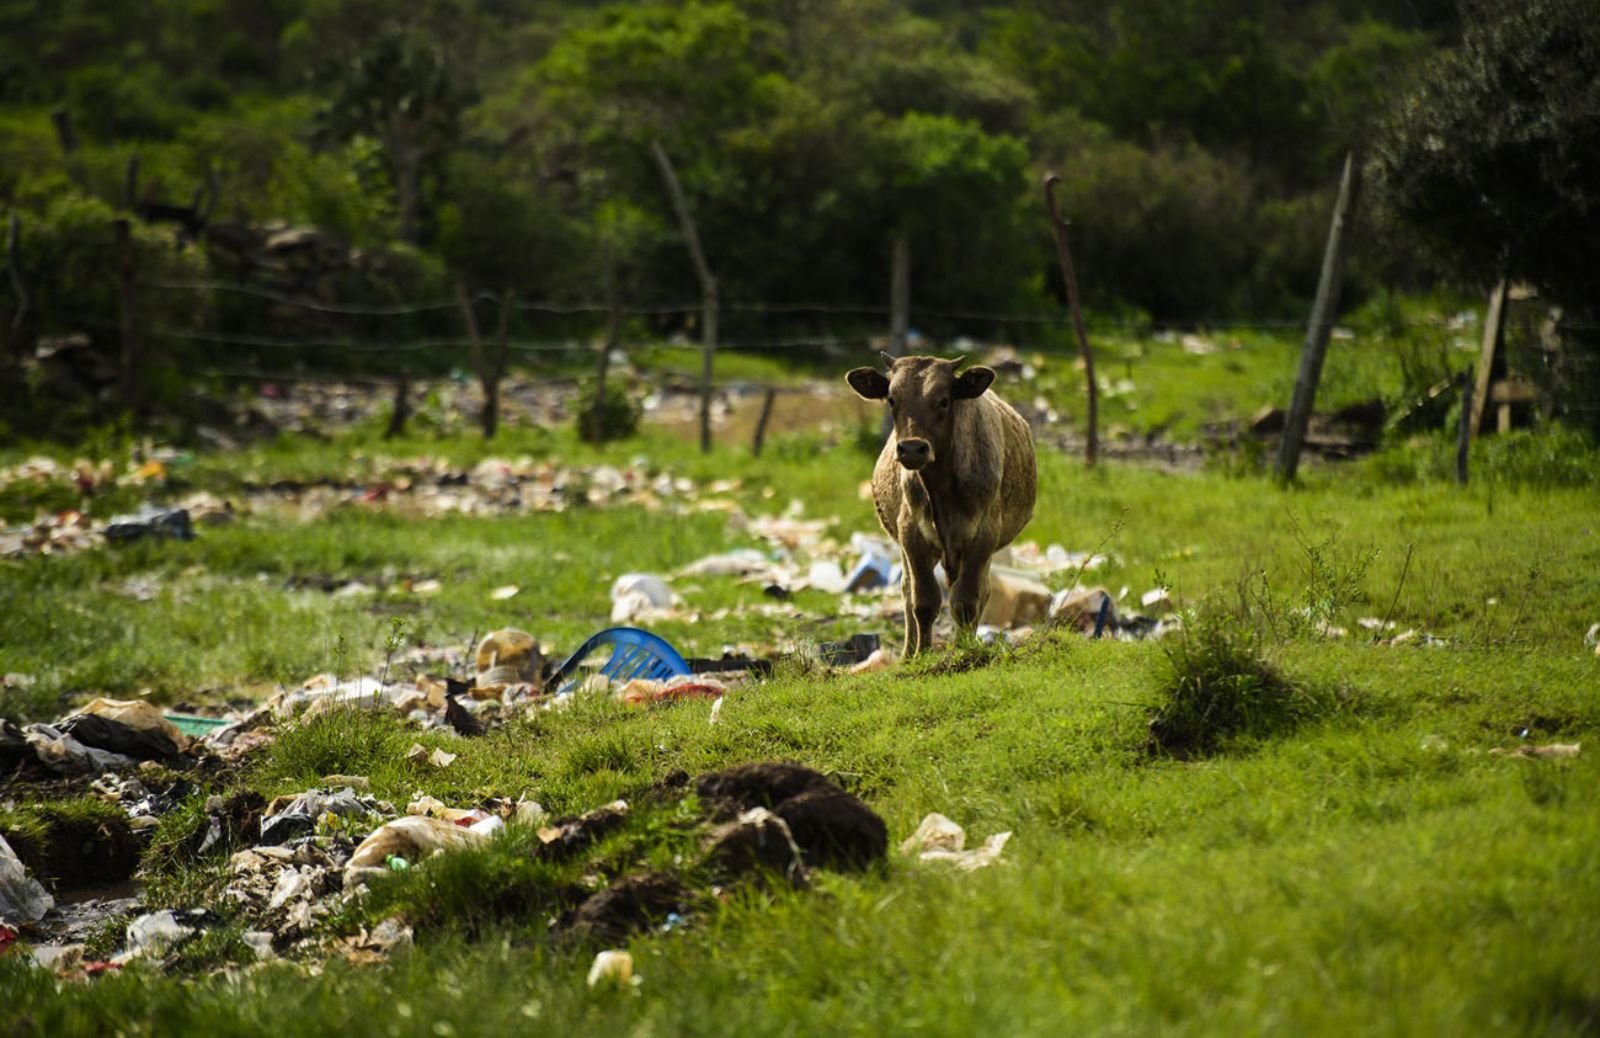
[1468,278,1508,437]
[113,219,143,414]
[752,387,778,456]
[1043,174,1099,467]
[1455,371,1472,486]
[650,140,718,453]
[883,234,910,441]
[1277,151,1360,483]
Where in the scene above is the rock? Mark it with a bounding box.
[772,787,888,871]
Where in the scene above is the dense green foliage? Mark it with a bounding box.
[1369,0,1600,306]
[0,0,1463,356]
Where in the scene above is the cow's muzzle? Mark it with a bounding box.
[896,438,933,470]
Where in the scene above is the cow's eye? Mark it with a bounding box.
[888,397,899,411]
[937,397,951,410]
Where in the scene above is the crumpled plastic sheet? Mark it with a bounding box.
[899,812,1012,871]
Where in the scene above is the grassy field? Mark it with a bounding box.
[3,338,1598,1035]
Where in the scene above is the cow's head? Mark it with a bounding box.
[845,353,995,472]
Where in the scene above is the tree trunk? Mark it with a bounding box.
[113,219,143,414]
[650,140,718,453]
[883,234,909,441]
[455,280,496,439]
[5,213,27,361]
[385,371,411,439]
[397,145,421,246]
[589,247,622,443]
[1277,151,1360,482]
[1043,175,1099,467]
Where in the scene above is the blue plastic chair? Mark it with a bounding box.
[549,627,692,694]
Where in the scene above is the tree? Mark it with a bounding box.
[1368,0,1600,306]
[314,24,468,244]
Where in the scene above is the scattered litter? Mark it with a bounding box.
[241,931,276,961]
[1490,743,1580,760]
[849,649,896,674]
[1141,587,1171,609]
[408,578,443,596]
[821,633,881,667]
[982,570,1053,629]
[405,744,458,768]
[708,697,724,725]
[0,833,53,922]
[899,812,1011,871]
[104,506,195,545]
[587,949,639,989]
[345,816,490,888]
[62,697,193,761]
[332,918,412,966]
[121,910,195,959]
[489,585,520,601]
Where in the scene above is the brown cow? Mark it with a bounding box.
[846,352,1037,656]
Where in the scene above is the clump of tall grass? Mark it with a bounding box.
[1147,612,1327,757]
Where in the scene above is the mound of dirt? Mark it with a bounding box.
[565,872,688,942]
[696,762,886,872]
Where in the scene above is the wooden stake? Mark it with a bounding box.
[1469,279,1508,437]
[1455,372,1472,485]
[454,280,500,439]
[752,387,778,456]
[1277,151,1359,482]
[1043,174,1099,467]
[651,140,718,453]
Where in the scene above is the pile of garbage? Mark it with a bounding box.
[612,512,1181,649]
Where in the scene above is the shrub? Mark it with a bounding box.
[575,379,642,443]
[1148,612,1314,757]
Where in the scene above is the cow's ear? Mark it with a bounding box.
[847,367,890,400]
[953,366,995,399]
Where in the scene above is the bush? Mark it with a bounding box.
[575,379,642,443]
[1148,612,1313,757]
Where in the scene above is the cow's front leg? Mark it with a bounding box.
[949,550,992,632]
[899,543,942,657]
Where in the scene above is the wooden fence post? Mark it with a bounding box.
[1043,174,1099,467]
[113,219,143,413]
[1277,151,1359,482]
[752,387,778,456]
[1455,372,1472,485]
[1468,278,1508,437]
[651,140,718,454]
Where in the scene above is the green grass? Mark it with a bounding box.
[2,407,1598,1036]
